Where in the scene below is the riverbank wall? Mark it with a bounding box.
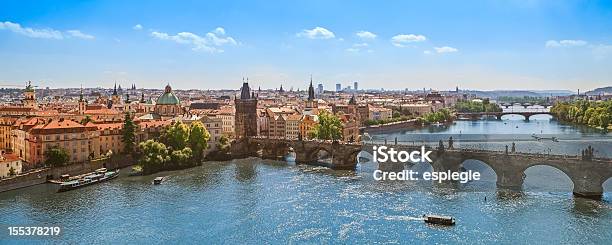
[362,119,421,134]
[0,156,134,193]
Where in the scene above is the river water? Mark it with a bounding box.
[1,113,611,244]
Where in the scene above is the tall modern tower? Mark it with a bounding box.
[336,83,341,92]
[234,80,258,139]
[317,84,323,94]
[354,81,359,91]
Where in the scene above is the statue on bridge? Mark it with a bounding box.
[438,140,445,152]
[582,145,595,161]
[511,142,516,153]
[448,136,454,149]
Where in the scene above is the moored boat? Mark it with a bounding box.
[153,176,166,185]
[57,168,120,192]
[423,214,456,226]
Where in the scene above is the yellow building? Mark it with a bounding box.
[285,114,302,140]
[299,114,318,139]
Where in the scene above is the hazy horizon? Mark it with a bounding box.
[1,0,611,91]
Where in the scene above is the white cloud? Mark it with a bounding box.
[356,31,377,40]
[67,30,95,40]
[151,27,238,53]
[133,24,143,30]
[434,46,458,53]
[345,43,371,53]
[391,34,427,47]
[0,21,63,39]
[545,39,587,48]
[296,27,335,39]
[423,50,432,55]
[0,21,95,40]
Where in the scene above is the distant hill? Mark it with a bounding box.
[462,90,573,98]
[585,86,612,95]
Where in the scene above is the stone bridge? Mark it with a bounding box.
[362,144,612,199]
[230,137,363,170]
[230,137,612,199]
[499,103,552,108]
[456,111,552,120]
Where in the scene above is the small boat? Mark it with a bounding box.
[57,168,119,192]
[423,214,456,226]
[153,176,166,185]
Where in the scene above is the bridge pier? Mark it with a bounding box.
[572,175,604,199]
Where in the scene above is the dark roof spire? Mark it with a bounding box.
[240,79,251,99]
[113,82,118,95]
[307,76,315,101]
[79,85,84,102]
[349,94,357,105]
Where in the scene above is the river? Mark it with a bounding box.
[0,113,610,243]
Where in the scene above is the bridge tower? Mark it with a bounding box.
[235,79,258,139]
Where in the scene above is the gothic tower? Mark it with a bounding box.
[111,83,121,106]
[234,79,258,139]
[305,76,317,109]
[78,86,87,114]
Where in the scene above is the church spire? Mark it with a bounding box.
[79,85,84,102]
[307,76,315,101]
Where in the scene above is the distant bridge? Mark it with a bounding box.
[498,102,552,108]
[456,110,552,120]
[230,137,612,199]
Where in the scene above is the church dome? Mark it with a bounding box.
[156,84,180,105]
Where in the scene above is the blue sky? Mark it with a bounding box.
[1,0,611,91]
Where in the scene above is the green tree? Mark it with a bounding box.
[8,166,16,176]
[138,140,169,174]
[161,120,189,150]
[170,147,193,167]
[80,115,92,125]
[188,121,210,162]
[392,110,401,118]
[44,146,70,167]
[600,112,610,129]
[310,110,343,140]
[122,112,137,154]
[216,135,230,152]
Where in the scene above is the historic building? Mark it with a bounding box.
[234,81,258,139]
[22,118,100,168]
[23,81,38,109]
[0,152,22,178]
[299,114,318,139]
[155,84,182,117]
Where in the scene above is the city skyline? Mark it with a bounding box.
[1,0,612,91]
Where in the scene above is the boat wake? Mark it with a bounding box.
[384,215,424,221]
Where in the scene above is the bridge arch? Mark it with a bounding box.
[603,177,612,200]
[459,159,498,184]
[525,113,553,120]
[306,146,333,163]
[346,149,372,164]
[521,163,575,192]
